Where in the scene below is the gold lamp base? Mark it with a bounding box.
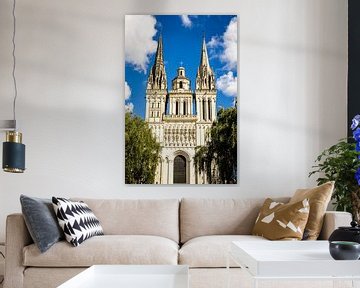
[6,131,22,143]
[3,167,24,173]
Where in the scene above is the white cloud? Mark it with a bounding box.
[216,71,237,97]
[208,17,238,71]
[125,81,131,100]
[220,17,238,70]
[180,15,192,28]
[125,15,158,73]
[125,102,134,113]
[125,82,134,112]
[207,36,220,48]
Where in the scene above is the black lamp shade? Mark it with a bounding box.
[3,141,25,173]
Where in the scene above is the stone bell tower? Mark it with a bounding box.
[195,36,217,145]
[168,67,193,116]
[145,35,167,123]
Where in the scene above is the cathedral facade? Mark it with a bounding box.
[145,36,217,184]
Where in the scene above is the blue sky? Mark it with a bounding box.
[125,15,238,118]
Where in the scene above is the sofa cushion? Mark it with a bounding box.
[23,235,178,267]
[20,195,64,253]
[252,198,310,240]
[290,181,334,240]
[179,235,267,268]
[24,268,86,288]
[180,198,289,243]
[52,197,104,247]
[72,199,179,243]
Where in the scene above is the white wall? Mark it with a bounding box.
[0,0,347,242]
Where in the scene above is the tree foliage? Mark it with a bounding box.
[309,139,360,218]
[125,112,160,184]
[194,107,237,184]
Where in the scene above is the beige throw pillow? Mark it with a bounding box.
[252,198,310,240]
[289,181,334,240]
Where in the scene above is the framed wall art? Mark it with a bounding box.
[125,15,238,184]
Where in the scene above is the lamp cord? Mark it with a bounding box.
[12,0,18,130]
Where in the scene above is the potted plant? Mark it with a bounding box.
[309,115,360,222]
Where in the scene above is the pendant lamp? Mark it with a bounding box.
[1,0,26,173]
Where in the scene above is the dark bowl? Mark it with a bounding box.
[329,241,360,260]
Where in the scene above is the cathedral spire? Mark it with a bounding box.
[199,35,210,68]
[196,35,215,91]
[155,34,164,66]
[147,34,167,90]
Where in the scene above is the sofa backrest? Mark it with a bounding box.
[180,198,289,243]
[73,198,180,243]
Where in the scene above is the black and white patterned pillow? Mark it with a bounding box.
[52,197,104,247]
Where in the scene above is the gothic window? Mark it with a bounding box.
[173,155,186,183]
[156,165,161,184]
[208,99,212,120]
[203,100,206,121]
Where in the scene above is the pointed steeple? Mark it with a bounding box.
[147,35,167,90]
[155,34,164,66]
[196,35,215,91]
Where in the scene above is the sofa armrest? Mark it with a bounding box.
[4,213,32,288]
[318,211,352,240]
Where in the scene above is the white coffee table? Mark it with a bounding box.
[228,241,360,288]
[58,265,189,288]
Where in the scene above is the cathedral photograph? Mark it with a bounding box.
[125,15,237,184]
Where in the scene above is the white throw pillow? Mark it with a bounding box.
[52,197,103,247]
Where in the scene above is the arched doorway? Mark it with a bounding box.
[173,155,186,183]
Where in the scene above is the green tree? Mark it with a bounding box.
[125,112,160,184]
[194,107,237,184]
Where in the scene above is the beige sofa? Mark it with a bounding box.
[4,198,352,288]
